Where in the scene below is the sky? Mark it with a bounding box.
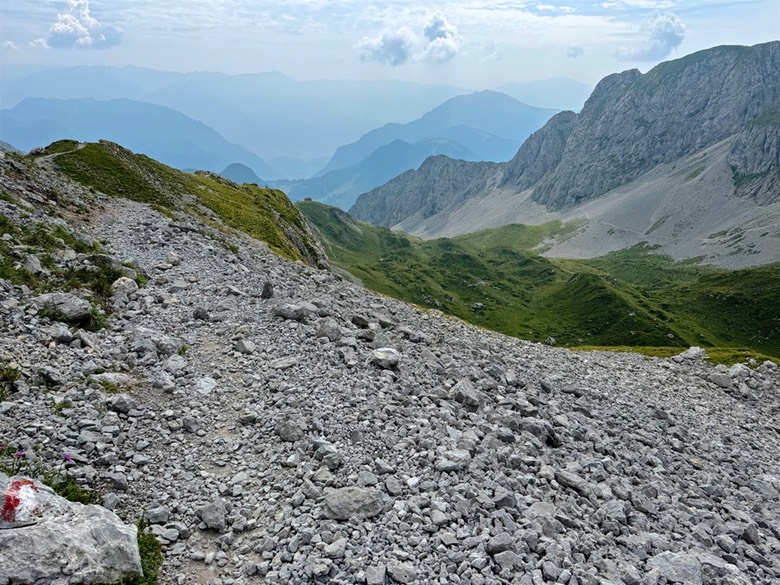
[1,0,778,88]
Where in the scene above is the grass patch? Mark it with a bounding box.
[0,191,19,205]
[571,345,777,367]
[53,142,175,208]
[34,139,81,156]
[300,201,780,357]
[686,165,705,180]
[49,141,324,267]
[93,378,120,394]
[116,519,163,585]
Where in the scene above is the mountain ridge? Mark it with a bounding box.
[350,42,780,266]
[318,90,554,176]
[0,97,279,178]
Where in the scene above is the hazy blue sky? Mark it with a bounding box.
[2,1,778,87]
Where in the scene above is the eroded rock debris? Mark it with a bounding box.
[0,153,778,584]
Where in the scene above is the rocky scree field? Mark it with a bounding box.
[0,144,779,585]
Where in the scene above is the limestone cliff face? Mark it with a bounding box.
[349,156,500,227]
[501,110,577,191]
[727,111,780,205]
[530,42,780,208]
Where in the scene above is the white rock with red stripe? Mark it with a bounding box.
[0,473,142,585]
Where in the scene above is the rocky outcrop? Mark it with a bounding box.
[501,110,577,190]
[531,42,780,208]
[349,155,500,227]
[728,110,780,205]
[0,473,141,584]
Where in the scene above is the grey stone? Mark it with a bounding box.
[275,419,305,442]
[366,565,387,585]
[486,532,515,555]
[385,477,403,496]
[168,280,190,293]
[34,292,92,323]
[145,506,170,525]
[183,416,200,433]
[111,276,138,299]
[450,379,484,411]
[316,319,343,342]
[596,500,627,525]
[93,372,134,388]
[742,524,761,544]
[371,347,401,369]
[387,561,416,584]
[235,339,256,354]
[193,376,217,395]
[646,552,702,585]
[435,449,471,472]
[164,354,188,374]
[323,487,386,520]
[24,254,45,274]
[324,537,347,558]
[554,470,591,496]
[493,550,523,569]
[48,323,73,343]
[261,281,274,299]
[358,470,379,486]
[430,509,448,526]
[0,474,141,585]
[199,498,228,531]
[108,472,128,490]
[109,393,138,415]
[507,416,562,447]
[708,371,732,389]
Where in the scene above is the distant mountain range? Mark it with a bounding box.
[220,163,264,185]
[0,97,278,177]
[0,66,468,162]
[269,137,479,210]
[350,42,780,269]
[318,91,556,175]
[2,66,591,174]
[267,91,556,209]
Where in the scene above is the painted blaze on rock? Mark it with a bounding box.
[0,473,142,584]
[1,478,40,524]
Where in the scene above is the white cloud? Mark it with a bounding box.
[617,12,685,61]
[356,26,417,65]
[357,12,460,66]
[567,44,584,58]
[39,0,123,49]
[2,41,20,51]
[422,13,459,63]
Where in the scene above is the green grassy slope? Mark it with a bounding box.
[44,140,325,267]
[299,201,780,358]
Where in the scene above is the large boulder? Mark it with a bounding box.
[323,487,386,520]
[0,473,142,584]
[33,293,92,323]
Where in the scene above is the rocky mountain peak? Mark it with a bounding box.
[351,41,780,250]
[530,41,780,208]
